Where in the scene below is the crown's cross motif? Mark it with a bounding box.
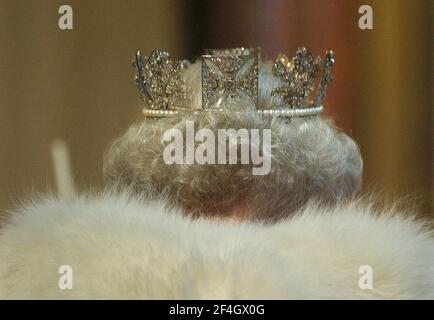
[201,51,258,108]
[133,50,187,111]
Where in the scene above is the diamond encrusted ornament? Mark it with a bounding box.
[201,49,258,108]
[315,50,335,108]
[133,47,334,118]
[133,50,187,110]
[271,47,323,109]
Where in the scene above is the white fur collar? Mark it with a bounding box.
[0,191,433,299]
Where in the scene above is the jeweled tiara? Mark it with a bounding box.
[132,47,334,118]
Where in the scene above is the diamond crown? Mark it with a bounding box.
[133,47,334,118]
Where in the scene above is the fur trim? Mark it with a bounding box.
[0,192,433,299]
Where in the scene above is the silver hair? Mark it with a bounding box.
[103,60,363,221]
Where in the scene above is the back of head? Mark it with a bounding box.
[103,49,363,221]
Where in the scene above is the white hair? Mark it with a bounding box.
[103,59,363,220]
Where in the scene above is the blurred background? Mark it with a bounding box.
[0,0,432,215]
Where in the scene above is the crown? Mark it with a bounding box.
[133,47,334,118]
